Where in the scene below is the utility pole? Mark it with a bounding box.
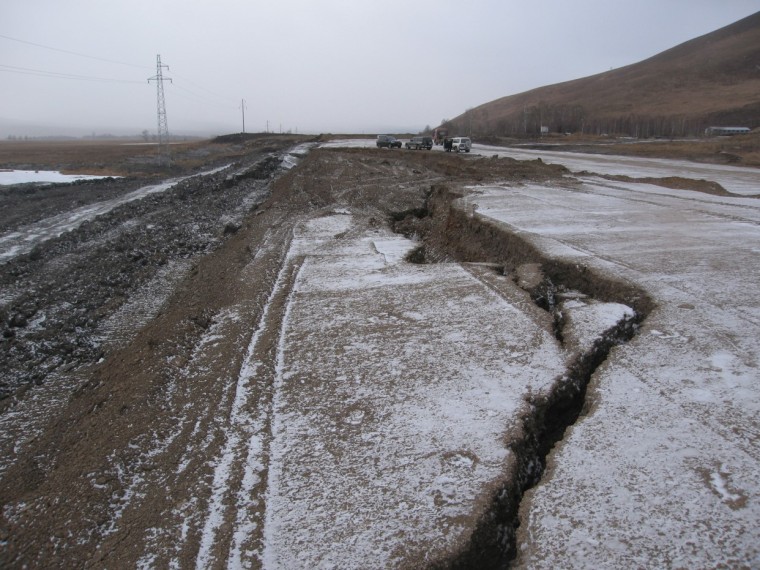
[240,99,246,133]
[148,54,172,167]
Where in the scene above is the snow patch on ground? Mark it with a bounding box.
[281,142,318,169]
[472,143,760,196]
[196,259,296,569]
[561,296,634,351]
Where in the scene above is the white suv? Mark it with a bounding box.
[451,137,471,153]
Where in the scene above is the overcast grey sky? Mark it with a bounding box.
[1,0,759,137]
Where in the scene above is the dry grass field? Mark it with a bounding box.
[0,134,312,177]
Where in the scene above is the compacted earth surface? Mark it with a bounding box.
[1,135,758,568]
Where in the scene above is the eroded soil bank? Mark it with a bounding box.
[2,142,650,568]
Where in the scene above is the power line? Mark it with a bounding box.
[0,63,144,84]
[2,33,247,134]
[0,32,149,70]
[170,71,237,107]
[171,82,236,110]
[1,32,241,111]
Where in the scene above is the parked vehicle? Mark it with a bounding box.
[451,137,471,153]
[376,135,402,148]
[405,136,433,150]
[433,128,449,146]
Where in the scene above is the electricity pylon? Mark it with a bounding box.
[148,54,172,167]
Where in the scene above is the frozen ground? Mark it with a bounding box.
[0,165,230,262]
[1,138,758,568]
[464,175,760,567]
[325,138,760,196]
[4,143,572,567]
[476,143,760,196]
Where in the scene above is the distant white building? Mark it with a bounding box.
[704,126,750,136]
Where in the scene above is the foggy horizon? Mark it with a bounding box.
[2,0,759,139]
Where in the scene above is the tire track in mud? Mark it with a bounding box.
[194,249,304,569]
[0,167,230,264]
[86,215,302,569]
[0,144,309,568]
[123,218,302,570]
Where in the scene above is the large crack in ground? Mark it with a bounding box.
[392,184,654,568]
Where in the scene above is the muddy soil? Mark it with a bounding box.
[0,140,573,568]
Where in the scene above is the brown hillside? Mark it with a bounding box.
[445,11,760,138]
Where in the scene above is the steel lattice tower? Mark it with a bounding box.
[148,54,172,166]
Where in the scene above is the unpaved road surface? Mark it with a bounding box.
[1,141,572,567]
[1,137,758,568]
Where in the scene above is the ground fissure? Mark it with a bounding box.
[391,184,654,567]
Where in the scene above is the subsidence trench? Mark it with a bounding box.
[391,184,655,568]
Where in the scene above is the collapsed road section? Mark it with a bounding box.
[0,145,618,568]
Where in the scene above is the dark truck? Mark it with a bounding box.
[405,136,433,150]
